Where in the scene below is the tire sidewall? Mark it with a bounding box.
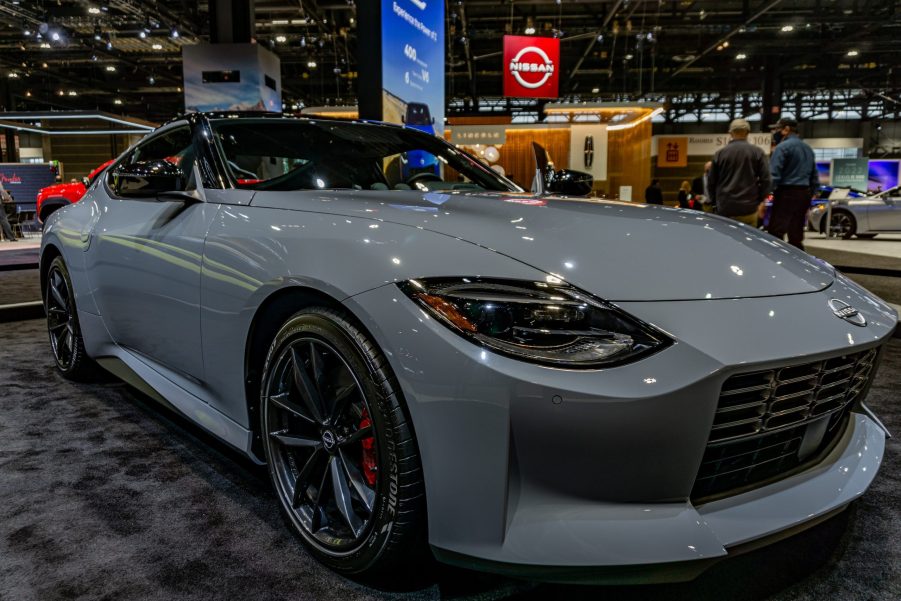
[46,256,89,377]
[260,309,403,574]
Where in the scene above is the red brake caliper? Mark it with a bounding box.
[359,408,378,486]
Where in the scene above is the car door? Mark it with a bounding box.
[866,195,901,231]
[84,123,217,381]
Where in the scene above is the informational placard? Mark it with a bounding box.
[503,35,560,98]
[652,134,771,158]
[381,0,445,133]
[618,185,633,202]
[831,158,869,190]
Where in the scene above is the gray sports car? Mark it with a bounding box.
[809,185,901,239]
[41,113,896,586]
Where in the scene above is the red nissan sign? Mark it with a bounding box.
[503,35,560,98]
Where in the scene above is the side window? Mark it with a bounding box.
[109,126,196,188]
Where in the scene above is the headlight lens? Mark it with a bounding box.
[399,278,670,368]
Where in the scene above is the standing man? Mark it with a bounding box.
[0,181,18,243]
[708,119,771,226]
[768,117,818,250]
[644,179,663,205]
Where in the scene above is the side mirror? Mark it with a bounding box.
[81,177,90,187]
[548,169,594,197]
[113,160,185,197]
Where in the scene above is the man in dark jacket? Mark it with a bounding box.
[708,119,771,226]
[767,117,818,250]
[644,179,663,205]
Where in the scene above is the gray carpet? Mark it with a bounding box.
[0,269,41,306]
[0,319,898,601]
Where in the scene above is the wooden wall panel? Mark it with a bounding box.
[49,134,131,181]
[494,129,570,190]
[605,120,653,201]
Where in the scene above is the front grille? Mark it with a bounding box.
[692,347,880,501]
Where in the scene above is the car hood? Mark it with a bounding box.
[250,190,835,301]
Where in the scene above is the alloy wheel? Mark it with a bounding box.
[830,213,853,237]
[46,265,77,370]
[263,337,378,553]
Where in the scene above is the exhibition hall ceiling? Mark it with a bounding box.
[0,0,898,122]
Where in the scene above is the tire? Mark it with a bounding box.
[259,307,427,587]
[45,256,98,381]
[829,210,857,239]
[856,233,878,239]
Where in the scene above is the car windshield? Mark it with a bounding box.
[210,118,521,193]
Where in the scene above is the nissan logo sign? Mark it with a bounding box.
[509,46,555,89]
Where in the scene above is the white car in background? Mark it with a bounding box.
[810,186,901,239]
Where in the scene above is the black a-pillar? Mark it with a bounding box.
[761,57,782,131]
[209,0,255,43]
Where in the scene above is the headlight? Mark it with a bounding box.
[399,278,671,368]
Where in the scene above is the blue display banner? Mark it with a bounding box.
[0,163,58,213]
[380,0,445,135]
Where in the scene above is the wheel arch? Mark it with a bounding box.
[38,197,71,223]
[39,243,63,303]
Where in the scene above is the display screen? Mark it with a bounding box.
[380,0,445,135]
[867,160,900,193]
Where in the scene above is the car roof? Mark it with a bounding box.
[161,111,403,131]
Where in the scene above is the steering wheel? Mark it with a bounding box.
[405,172,442,187]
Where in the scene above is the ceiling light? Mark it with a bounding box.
[151,43,163,50]
[106,40,113,50]
[58,90,65,96]
[8,72,20,79]
[524,26,536,35]
[625,53,634,60]
[42,62,48,68]
[307,60,317,68]
[736,53,747,60]
[114,99,122,105]
[105,65,116,72]
[170,27,179,39]
[722,41,729,48]
[25,91,32,97]
[275,34,287,43]
[39,42,51,49]
[847,49,859,57]
[50,31,61,41]
[781,25,794,32]
[147,75,156,85]
[349,17,354,24]
[139,30,147,39]
[68,90,77,96]
[23,27,32,36]
[88,7,100,14]
[591,87,600,93]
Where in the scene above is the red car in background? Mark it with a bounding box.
[36,160,114,223]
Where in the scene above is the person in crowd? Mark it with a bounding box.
[677,180,692,208]
[644,179,663,205]
[0,181,18,243]
[767,117,818,250]
[707,118,771,226]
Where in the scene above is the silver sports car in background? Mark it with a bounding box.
[41,113,896,586]
[810,185,901,238]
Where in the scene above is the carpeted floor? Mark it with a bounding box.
[0,269,41,306]
[0,319,898,601]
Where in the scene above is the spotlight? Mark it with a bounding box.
[307,60,317,68]
[524,26,536,35]
[596,33,604,42]
[300,36,306,47]
[846,49,859,57]
[68,90,77,96]
[736,53,747,60]
[40,42,51,49]
[781,25,794,32]
[91,54,98,61]
[139,30,147,39]
[147,75,155,85]
[170,27,179,39]
[151,43,163,50]
[50,31,61,41]
[88,7,100,14]
[275,34,287,43]
[8,72,20,79]
[114,98,123,105]
[105,65,116,72]
[23,26,32,37]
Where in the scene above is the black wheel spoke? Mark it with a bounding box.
[311,456,333,532]
[331,455,364,536]
[339,425,373,447]
[328,382,358,425]
[269,392,316,424]
[49,321,68,332]
[49,276,66,308]
[339,448,375,513]
[292,348,325,424]
[270,431,322,448]
[291,448,322,508]
[309,341,325,391]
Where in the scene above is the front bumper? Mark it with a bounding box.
[344,274,894,580]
